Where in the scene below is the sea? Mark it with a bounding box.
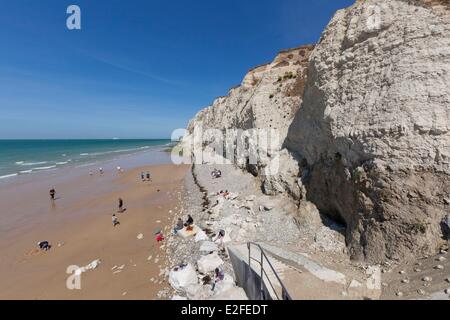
[0,139,172,180]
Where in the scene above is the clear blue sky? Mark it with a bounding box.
[0,0,354,139]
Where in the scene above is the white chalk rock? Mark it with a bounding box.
[171,295,188,300]
[186,284,214,300]
[210,287,248,300]
[197,252,224,274]
[194,230,209,242]
[199,241,219,252]
[137,233,144,240]
[169,263,198,293]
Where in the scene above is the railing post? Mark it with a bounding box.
[260,249,264,300]
[248,244,251,269]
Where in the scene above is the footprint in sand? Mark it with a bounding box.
[20,248,44,262]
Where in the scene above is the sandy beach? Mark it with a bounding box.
[0,160,188,300]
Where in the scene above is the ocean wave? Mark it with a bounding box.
[19,170,33,174]
[56,161,69,165]
[79,146,151,157]
[33,165,57,171]
[18,161,48,166]
[15,161,24,165]
[0,173,18,179]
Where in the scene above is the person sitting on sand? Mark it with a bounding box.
[156,231,164,242]
[211,267,225,291]
[112,214,119,227]
[118,198,124,212]
[184,214,194,227]
[49,188,56,201]
[37,241,51,251]
[173,218,184,234]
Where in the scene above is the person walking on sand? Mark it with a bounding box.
[140,172,145,182]
[146,171,151,181]
[49,188,56,201]
[118,198,124,212]
[112,214,120,227]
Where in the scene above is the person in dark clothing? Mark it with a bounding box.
[140,172,145,181]
[146,172,151,181]
[118,198,124,212]
[49,188,56,201]
[184,214,194,226]
[38,241,51,251]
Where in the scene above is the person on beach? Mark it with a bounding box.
[49,188,56,201]
[146,171,151,181]
[141,172,145,181]
[211,267,225,291]
[112,214,120,227]
[37,241,51,251]
[184,214,194,227]
[118,198,124,212]
[213,229,226,249]
[173,218,184,234]
[99,167,104,174]
[156,231,164,242]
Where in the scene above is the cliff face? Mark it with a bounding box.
[184,0,450,263]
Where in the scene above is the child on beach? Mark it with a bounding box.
[112,214,119,227]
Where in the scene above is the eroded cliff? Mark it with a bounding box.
[184,0,450,263]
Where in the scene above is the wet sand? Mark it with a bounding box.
[0,162,188,300]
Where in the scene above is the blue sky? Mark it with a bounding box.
[0,0,354,139]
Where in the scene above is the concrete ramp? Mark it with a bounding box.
[228,243,381,300]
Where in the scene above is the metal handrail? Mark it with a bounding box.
[247,242,292,300]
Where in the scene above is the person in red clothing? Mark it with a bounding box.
[156,232,164,242]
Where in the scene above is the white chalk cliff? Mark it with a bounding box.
[183,0,450,263]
